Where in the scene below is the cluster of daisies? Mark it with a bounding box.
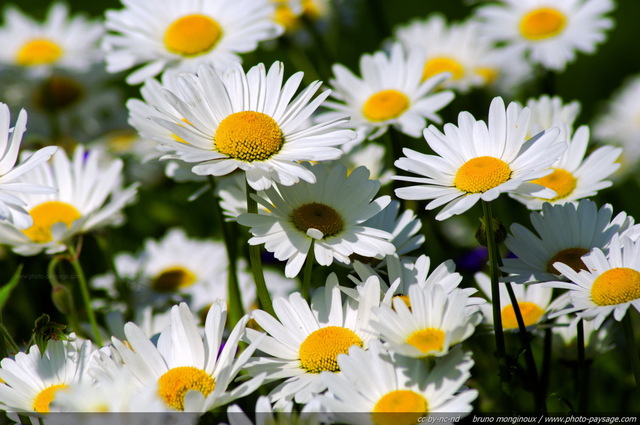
[0,0,638,421]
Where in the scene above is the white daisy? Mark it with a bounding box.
[318,341,477,421]
[475,272,553,331]
[0,145,139,256]
[551,314,614,360]
[137,61,354,190]
[394,96,565,221]
[108,301,265,412]
[243,274,381,407]
[319,42,455,148]
[237,162,396,278]
[502,200,633,284]
[475,0,614,71]
[372,284,481,358]
[337,142,394,186]
[544,234,640,329]
[0,2,103,73]
[0,104,57,229]
[361,200,424,259]
[523,95,581,136]
[226,395,323,425]
[0,338,94,413]
[103,0,283,84]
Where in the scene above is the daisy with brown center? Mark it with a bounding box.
[0,338,94,414]
[103,0,283,84]
[502,200,634,285]
[0,145,138,256]
[109,301,265,412]
[237,162,395,278]
[318,341,477,424]
[475,0,614,71]
[394,96,565,221]
[243,274,382,407]
[0,2,103,73]
[138,61,354,191]
[318,42,454,149]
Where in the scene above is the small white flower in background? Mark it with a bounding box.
[475,0,614,71]
[226,395,324,425]
[103,0,283,84]
[0,104,57,229]
[394,96,566,221]
[551,314,615,361]
[337,142,394,186]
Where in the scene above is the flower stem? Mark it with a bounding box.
[245,181,275,316]
[0,322,19,356]
[576,319,589,412]
[301,240,315,301]
[47,257,82,337]
[623,312,640,386]
[67,243,103,347]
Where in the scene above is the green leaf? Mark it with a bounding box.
[0,265,23,314]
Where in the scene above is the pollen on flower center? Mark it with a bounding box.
[519,7,567,41]
[17,39,63,66]
[591,267,640,306]
[532,168,577,201]
[22,201,82,243]
[406,327,445,355]
[547,247,590,274]
[291,202,344,238]
[372,390,429,425]
[157,366,216,411]
[501,301,545,330]
[33,384,69,413]
[299,326,363,373]
[151,266,197,292]
[454,156,511,194]
[422,57,465,82]
[164,14,222,56]
[214,111,283,162]
[362,89,410,122]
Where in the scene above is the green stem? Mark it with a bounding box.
[47,257,82,337]
[576,319,588,412]
[623,313,640,386]
[301,240,315,301]
[482,200,515,413]
[208,176,244,328]
[300,15,334,82]
[67,244,103,346]
[367,0,390,41]
[0,322,19,355]
[541,327,553,399]
[245,181,275,316]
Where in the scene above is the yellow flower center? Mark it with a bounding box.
[531,168,577,201]
[501,301,545,330]
[406,327,445,356]
[151,266,197,292]
[164,14,222,56]
[33,384,69,413]
[214,111,283,162]
[519,8,567,41]
[22,201,82,243]
[422,57,465,82]
[291,202,344,238]
[392,294,412,311]
[273,4,301,32]
[372,390,429,425]
[475,67,499,85]
[362,90,410,122]
[157,366,216,411]
[454,156,511,194]
[547,247,590,274]
[299,326,363,373]
[16,39,63,66]
[591,268,640,306]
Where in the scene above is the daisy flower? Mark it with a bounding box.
[243,274,381,406]
[523,95,581,136]
[0,2,103,73]
[372,284,481,358]
[108,301,264,412]
[138,61,354,190]
[271,0,329,34]
[237,162,395,278]
[394,96,565,221]
[0,145,139,256]
[319,42,455,148]
[0,104,57,229]
[502,200,633,284]
[226,395,323,425]
[551,314,614,360]
[337,143,394,186]
[0,338,94,413]
[475,272,553,331]
[318,341,477,421]
[103,0,283,84]
[475,0,614,71]
[545,234,640,329]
